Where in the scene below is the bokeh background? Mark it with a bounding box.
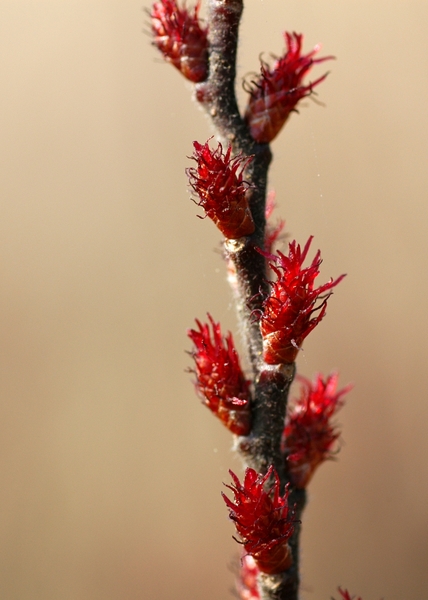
[1,1,427,599]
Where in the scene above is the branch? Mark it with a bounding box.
[196,0,272,374]
[195,3,300,598]
[149,2,344,598]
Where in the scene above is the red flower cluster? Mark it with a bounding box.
[244,32,332,143]
[237,554,260,600]
[335,588,363,600]
[188,315,251,435]
[283,373,352,488]
[260,236,345,364]
[222,466,295,574]
[187,139,255,239]
[150,0,209,83]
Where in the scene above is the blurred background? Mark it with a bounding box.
[1,1,427,599]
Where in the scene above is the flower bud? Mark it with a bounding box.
[283,373,352,488]
[150,0,209,83]
[244,32,332,143]
[260,237,345,364]
[335,588,363,600]
[222,466,295,574]
[188,315,251,435]
[187,139,255,239]
[264,191,285,255]
[237,555,260,600]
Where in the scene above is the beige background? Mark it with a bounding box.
[1,1,427,599]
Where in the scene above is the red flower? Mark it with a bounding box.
[237,554,260,600]
[283,373,352,488]
[188,315,251,435]
[150,0,209,83]
[264,191,285,255]
[187,139,255,239]
[260,236,345,364]
[244,32,332,143]
[335,588,362,600]
[222,466,295,574]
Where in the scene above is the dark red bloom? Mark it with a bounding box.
[237,554,260,600]
[244,32,332,143]
[222,466,295,574]
[188,315,251,435]
[150,0,209,83]
[335,588,362,600]
[187,139,255,239]
[283,373,352,488]
[260,236,345,364]
[264,191,285,255]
